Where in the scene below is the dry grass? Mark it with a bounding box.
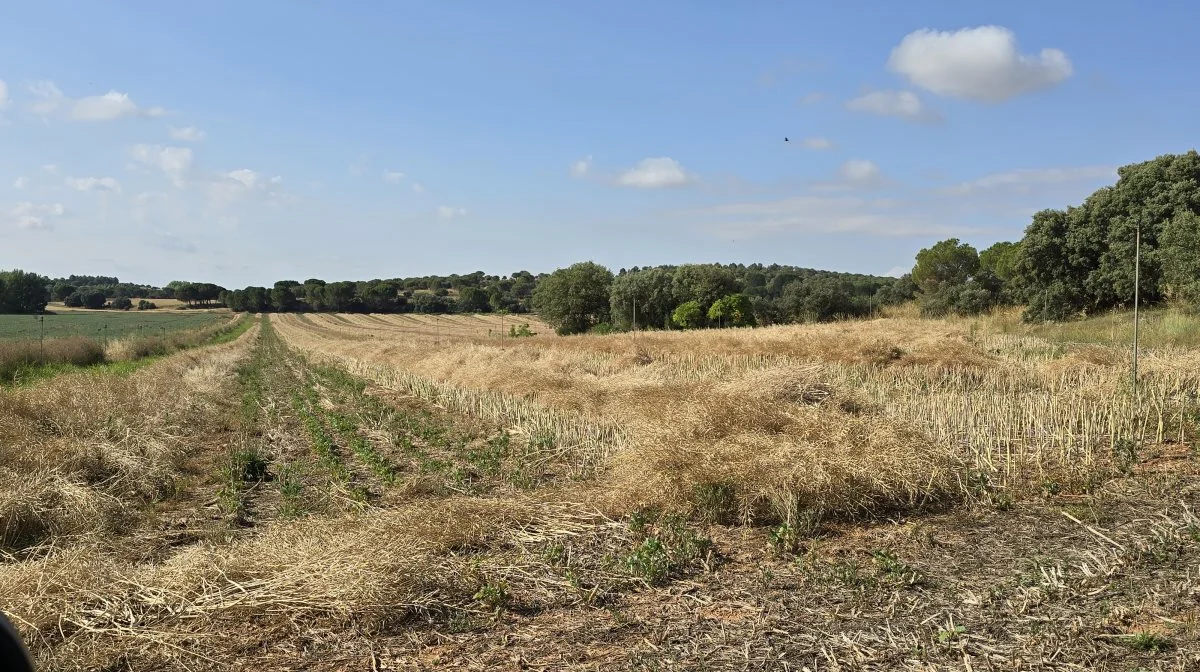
[1,309,1197,670]
[0,337,106,382]
[0,323,257,552]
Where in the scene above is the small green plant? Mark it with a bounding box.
[473,582,510,612]
[625,537,671,585]
[872,549,925,586]
[508,323,536,338]
[1127,631,1171,652]
[769,522,799,554]
[937,624,967,645]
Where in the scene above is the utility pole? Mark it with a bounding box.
[632,298,637,331]
[38,315,44,358]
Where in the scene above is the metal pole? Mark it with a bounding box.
[1132,225,1141,401]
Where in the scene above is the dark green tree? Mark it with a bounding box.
[532,261,614,335]
[609,267,677,330]
[707,294,756,327]
[911,238,980,292]
[672,264,741,312]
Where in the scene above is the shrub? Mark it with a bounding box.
[137,300,157,310]
[110,297,133,310]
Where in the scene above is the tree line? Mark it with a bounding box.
[899,151,1200,321]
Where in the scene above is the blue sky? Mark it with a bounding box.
[1,1,1196,287]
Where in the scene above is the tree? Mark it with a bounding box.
[81,290,107,309]
[672,264,741,312]
[110,297,133,310]
[609,267,677,330]
[671,301,705,329]
[137,299,157,310]
[457,286,491,313]
[911,239,979,292]
[51,282,76,302]
[0,270,51,313]
[707,294,756,327]
[271,281,300,312]
[781,275,858,322]
[532,261,613,335]
[1160,210,1200,310]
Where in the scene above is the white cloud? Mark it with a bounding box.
[412,182,425,194]
[846,90,940,123]
[570,155,592,177]
[939,165,1117,196]
[839,159,882,184]
[227,169,259,188]
[28,81,167,121]
[0,80,9,109]
[437,205,467,220]
[615,157,694,188]
[884,265,909,278]
[28,81,64,115]
[12,177,27,190]
[41,164,58,174]
[887,26,1073,103]
[169,126,206,142]
[801,137,835,150]
[207,168,286,205]
[129,144,193,187]
[382,170,406,184]
[66,176,122,194]
[9,202,64,230]
[798,92,826,106]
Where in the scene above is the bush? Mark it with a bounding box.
[110,297,133,310]
[137,300,157,310]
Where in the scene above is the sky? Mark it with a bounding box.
[1,1,1197,287]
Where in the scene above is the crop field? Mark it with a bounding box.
[0,310,228,342]
[2,310,1199,671]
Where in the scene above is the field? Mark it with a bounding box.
[0,309,229,342]
[2,310,1199,671]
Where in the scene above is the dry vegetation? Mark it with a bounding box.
[1,310,1198,670]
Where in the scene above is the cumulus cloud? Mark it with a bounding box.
[887,26,1073,103]
[66,176,122,194]
[839,159,882,184]
[129,144,193,187]
[616,157,694,188]
[382,170,406,184]
[412,182,425,194]
[801,137,835,150]
[12,177,27,190]
[437,205,467,220]
[9,202,64,230]
[846,90,941,123]
[30,81,168,121]
[169,126,206,142]
[570,156,592,177]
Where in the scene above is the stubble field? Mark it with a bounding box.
[2,309,1199,671]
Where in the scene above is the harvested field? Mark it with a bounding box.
[1,311,1198,670]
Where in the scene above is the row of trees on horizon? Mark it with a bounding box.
[3,151,1198,332]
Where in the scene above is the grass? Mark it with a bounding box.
[1,308,1198,670]
[0,310,227,341]
[0,314,252,385]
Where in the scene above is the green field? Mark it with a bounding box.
[0,311,229,342]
